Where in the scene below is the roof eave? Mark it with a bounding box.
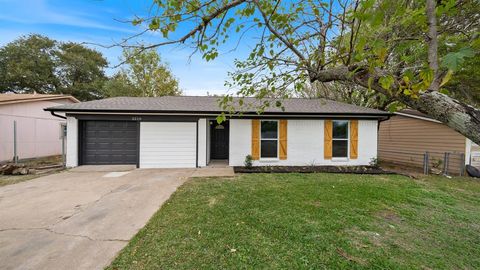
[394,112,440,123]
[1,95,80,105]
[45,108,391,119]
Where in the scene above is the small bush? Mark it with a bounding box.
[244,155,253,168]
[369,157,378,167]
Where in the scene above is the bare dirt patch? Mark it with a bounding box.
[376,209,402,223]
[336,247,368,266]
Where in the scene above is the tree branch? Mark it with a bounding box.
[311,65,480,145]
[253,0,307,62]
[426,0,440,91]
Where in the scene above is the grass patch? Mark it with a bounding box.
[108,173,480,269]
[0,174,40,187]
[0,155,63,187]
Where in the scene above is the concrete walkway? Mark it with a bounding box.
[192,160,235,178]
[0,167,196,270]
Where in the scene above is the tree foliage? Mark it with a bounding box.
[56,42,108,100]
[104,48,181,97]
[301,82,396,110]
[103,73,140,97]
[0,34,108,100]
[123,0,480,144]
[0,35,58,94]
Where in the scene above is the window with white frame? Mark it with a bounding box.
[332,120,349,158]
[260,120,278,158]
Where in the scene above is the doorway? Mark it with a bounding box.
[210,120,229,160]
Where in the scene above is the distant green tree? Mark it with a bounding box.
[103,72,140,97]
[0,34,58,93]
[56,42,108,100]
[105,48,181,97]
[0,34,109,100]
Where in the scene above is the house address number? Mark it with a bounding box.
[132,117,142,121]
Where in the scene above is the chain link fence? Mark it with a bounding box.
[379,150,465,176]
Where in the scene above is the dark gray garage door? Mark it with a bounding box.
[80,121,138,165]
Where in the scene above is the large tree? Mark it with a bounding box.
[121,0,479,144]
[104,48,181,97]
[0,34,108,100]
[103,72,141,97]
[301,82,396,110]
[0,34,58,93]
[56,42,108,100]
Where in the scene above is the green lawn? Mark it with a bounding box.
[108,173,480,269]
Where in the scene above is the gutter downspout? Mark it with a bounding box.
[377,115,391,132]
[50,111,66,119]
[48,110,67,168]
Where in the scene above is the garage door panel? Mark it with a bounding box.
[81,121,138,165]
[140,153,195,158]
[141,145,196,150]
[140,122,196,168]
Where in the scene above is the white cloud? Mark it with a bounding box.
[0,0,136,33]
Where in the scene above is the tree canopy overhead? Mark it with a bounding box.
[123,0,479,144]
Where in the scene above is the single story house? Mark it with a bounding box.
[0,93,79,162]
[45,96,390,168]
[378,109,479,175]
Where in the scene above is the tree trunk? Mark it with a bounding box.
[406,91,480,145]
[312,66,480,145]
[426,0,440,90]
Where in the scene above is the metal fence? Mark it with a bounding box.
[379,150,465,176]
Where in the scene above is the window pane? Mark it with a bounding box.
[333,121,348,139]
[261,140,278,158]
[332,140,348,158]
[261,121,278,139]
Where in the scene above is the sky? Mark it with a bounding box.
[0,0,251,96]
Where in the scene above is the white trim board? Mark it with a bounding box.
[395,112,441,123]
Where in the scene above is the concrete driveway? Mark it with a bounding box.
[0,167,195,270]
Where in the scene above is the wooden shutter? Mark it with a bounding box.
[350,120,358,159]
[251,120,260,160]
[324,120,333,159]
[279,120,288,160]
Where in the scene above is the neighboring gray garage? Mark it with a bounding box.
[80,121,138,165]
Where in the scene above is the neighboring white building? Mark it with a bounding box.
[0,94,79,162]
[45,96,390,168]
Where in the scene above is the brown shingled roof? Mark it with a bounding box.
[46,96,390,116]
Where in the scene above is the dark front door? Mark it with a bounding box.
[210,121,229,159]
[80,121,138,165]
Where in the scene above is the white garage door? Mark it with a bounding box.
[140,122,197,168]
